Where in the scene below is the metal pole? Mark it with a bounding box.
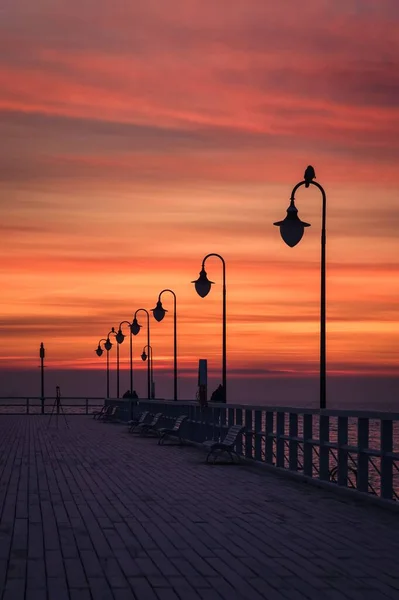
[147,317,151,399]
[173,298,177,401]
[222,262,226,404]
[319,184,327,410]
[202,254,227,403]
[40,342,45,414]
[116,342,120,398]
[129,331,133,393]
[106,349,110,398]
[289,179,327,410]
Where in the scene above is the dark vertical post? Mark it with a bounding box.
[303,413,313,476]
[40,342,45,414]
[116,342,120,398]
[276,412,285,468]
[381,419,393,500]
[147,317,151,400]
[173,295,177,401]
[319,184,327,410]
[357,418,369,493]
[265,412,274,464]
[319,414,330,480]
[289,413,298,471]
[222,260,226,404]
[129,331,133,394]
[106,349,110,398]
[337,416,348,486]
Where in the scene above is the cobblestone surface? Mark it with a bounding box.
[0,415,398,599]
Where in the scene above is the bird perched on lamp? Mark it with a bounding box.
[304,165,316,188]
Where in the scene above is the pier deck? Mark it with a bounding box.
[0,415,398,600]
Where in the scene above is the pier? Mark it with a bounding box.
[0,414,398,600]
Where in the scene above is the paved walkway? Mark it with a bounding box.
[0,416,398,600]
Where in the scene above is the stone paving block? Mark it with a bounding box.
[64,557,89,588]
[128,576,159,600]
[2,577,26,600]
[88,577,116,600]
[26,590,47,600]
[27,557,46,589]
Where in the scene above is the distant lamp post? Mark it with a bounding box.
[273,165,327,409]
[131,309,151,399]
[39,342,45,414]
[141,345,155,399]
[192,253,226,403]
[95,337,110,397]
[116,321,134,394]
[105,327,120,398]
[151,289,178,401]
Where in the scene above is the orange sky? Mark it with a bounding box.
[1,1,399,399]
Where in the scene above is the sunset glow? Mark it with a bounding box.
[1,1,398,400]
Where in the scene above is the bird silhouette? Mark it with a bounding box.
[304,165,316,188]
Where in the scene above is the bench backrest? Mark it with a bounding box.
[151,412,163,425]
[223,425,244,446]
[138,411,149,423]
[173,415,187,431]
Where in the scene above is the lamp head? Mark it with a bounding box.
[115,328,125,344]
[152,300,167,322]
[95,345,103,357]
[141,351,147,361]
[192,267,214,298]
[130,317,141,336]
[273,198,311,247]
[104,338,112,351]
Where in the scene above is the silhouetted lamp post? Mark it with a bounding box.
[192,253,227,403]
[141,345,155,399]
[152,289,177,401]
[107,327,120,398]
[95,337,111,398]
[273,165,327,409]
[116,321,134,394]
[131,309,151,399]
[39,342,45,414]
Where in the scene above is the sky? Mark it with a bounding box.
[1,0,399,405]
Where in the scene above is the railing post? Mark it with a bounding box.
[245,410,253,459]
[235,409,243,455]
[254,410,262,461]
[289,413,298,471]
[228,408,234,428]
[357,418,369,493]
[26,397,30,415]
[337,416,348,486]
[85,398,89,415]
[276,412,285,468]
[265,412,274,464]
[303,413,313,476]
[380,419,393,500]
[319,414,330,481]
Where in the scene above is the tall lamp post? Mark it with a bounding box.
[141,345,155,399]
[116,321,134,394]
[273,165,327,410]
[95,337,111,398]
[192,253,227,403]
[151,289,177,401]
[131,309,151,399]
[107,327,120,398]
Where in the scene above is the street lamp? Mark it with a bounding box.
[273,165,327,409]
[131,309,151,399]
[116,321,134,394]
[95,337,110,398]
[105,327,121,398]
[151,289,177,401]
[141,345,155,399]
[192,253,226,403]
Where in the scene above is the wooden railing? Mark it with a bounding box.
[105,398,399,505]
